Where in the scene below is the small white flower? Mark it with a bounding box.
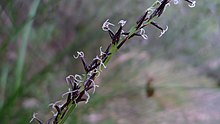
[142,34,148,40]
[84,90,90,104]
[99,46,106,56]
[118,20,127,27]
[48,100,62,108]
[189,1,196,8]
[65,75,74,85]
[166,3,170,7]
[73,51,84,59]
[74,74,83,83]
[140,28,148,40]
[29,113,37,123]
[102,19,115,31]
[90,79,99,94]
[29,113,42,123]
[146,7,155,14]
[93,56,107,69]
[159,25,168,37]
[93,68,101,77]
[121,30,126,36]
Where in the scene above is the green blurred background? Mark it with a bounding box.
[0,0,220,123]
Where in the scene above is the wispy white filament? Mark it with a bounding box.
[93,56,107,69]
[93,68,101,77]
[99,46,106,56]
[84,91,90,104]
[65,75,75,85]
[73,51,84,59]
[74,74,83,83]
[118,20,127,27]
[189,1,196,8]
[140,28,148,40]
[90,79,99,94]
[48,100,62,108]
[102,19,115,31]
[159,25,168,37]
[29,113,41,123]
[51,111,58,116]
[62,88,78,98]
[146,7,155,14]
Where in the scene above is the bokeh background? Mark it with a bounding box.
[0,0,220,123]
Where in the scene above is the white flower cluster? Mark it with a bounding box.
[63,46,108,105]
[65,74,83,85]
[102,19,127,31]
[102,19,115,31]
[173,0,196,8]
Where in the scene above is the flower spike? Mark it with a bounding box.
[32,1,197,123]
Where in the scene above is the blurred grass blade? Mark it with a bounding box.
[14,0,40,91]
[0,64,9,109]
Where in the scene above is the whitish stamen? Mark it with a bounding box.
[29,113,42,124]
[73,51,84,59]
[102,19,115,31]
[90,79,99,94]
[189,1,196,8]
[118,20,127,27]
[140,28,148,40]
[62,88,78,98]
[84,91,90,104]
[159,25,168,37]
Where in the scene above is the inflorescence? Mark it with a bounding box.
[30,0,196,123]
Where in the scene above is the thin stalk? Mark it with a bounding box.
[0,64,9,109]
